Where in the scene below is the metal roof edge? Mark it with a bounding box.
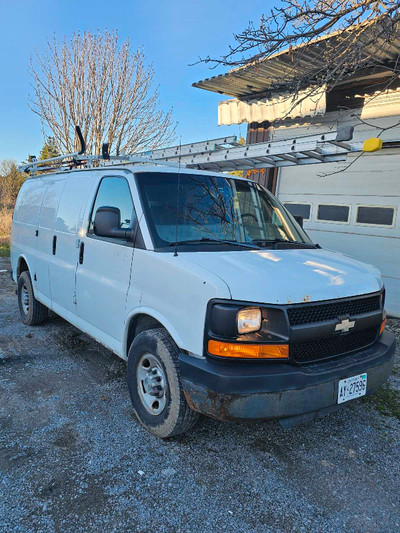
[193,16,399,97]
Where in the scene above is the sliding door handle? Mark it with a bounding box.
[79,241,85,264]
[52,235,57,255]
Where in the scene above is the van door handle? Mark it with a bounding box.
[79,241,85,264]
[52,235,57,255]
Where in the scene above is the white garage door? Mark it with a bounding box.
[278,150,400,317]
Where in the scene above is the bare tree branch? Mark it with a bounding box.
[29,30,176,155]
[195,2,400,118]
[198,1,400,68]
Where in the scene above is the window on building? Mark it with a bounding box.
[317,204,350,223]
[356,206,395,226]
[284,203,311,220]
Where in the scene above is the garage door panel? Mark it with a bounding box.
[306,230,399,279]
[278,152,400,197]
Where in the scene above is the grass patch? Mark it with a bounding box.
[0,209,13,236]
[0,240,10,257]
[364,385,400,420]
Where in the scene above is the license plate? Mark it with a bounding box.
[337,373,367,404]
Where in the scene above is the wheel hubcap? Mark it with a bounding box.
[21,285,29,315]
[137,354,167,415]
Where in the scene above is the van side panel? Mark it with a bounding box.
[35,177,66,302]
[76,237,134,342]
[11,178,47,282]
[75,173,135,344]
[13,178,47,225]
[49,173,97,314]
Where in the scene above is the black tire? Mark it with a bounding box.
[127,328,199,438]
[17,271,48,326]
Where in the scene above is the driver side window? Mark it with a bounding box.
[235,181,267,240]
[89,176,135,234]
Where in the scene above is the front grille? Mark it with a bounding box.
[287,294,381,326]
[291,326,379,363]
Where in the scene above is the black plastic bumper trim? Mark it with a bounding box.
[180,331,396,421]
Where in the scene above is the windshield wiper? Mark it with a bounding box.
[169,237,260,250]
[251,238,317,248]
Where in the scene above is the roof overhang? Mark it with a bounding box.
[193,20,400,100]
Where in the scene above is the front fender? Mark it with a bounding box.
[125,249,231,359]
[123,306,185,360]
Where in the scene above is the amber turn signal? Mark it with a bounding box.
[208,340,289,359]
[379,317,386,336]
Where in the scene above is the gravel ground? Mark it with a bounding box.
[1,256,400,533]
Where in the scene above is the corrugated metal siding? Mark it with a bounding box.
[246,121,272,144]
[193,23,400,99]
[218,89,326,126]
[359,88,400,120]
[244,122,278,193]
[218,86,400,127]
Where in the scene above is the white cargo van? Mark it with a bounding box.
[11,164,395,438]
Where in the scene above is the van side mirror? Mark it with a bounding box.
[94,206,132,240]
[293,215,304,228]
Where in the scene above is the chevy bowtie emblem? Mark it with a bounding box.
[335,318,355,333]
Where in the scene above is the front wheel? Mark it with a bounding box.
[17,271,48,326]
[127,328,199,438]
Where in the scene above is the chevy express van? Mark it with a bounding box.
[11,165,396,438]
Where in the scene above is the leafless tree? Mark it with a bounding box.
[30,30,176,156]
[198,1,400,112]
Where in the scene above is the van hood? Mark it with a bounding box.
[183,248,382,304]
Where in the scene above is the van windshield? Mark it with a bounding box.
[136,172,312,251]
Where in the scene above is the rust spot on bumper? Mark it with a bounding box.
[184,387,233,421]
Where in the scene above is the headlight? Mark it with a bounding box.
[237,308,262,334]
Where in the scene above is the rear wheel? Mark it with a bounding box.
[17,271,48,326]
[127,328,199,438]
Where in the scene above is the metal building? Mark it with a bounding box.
[193,28,400,317]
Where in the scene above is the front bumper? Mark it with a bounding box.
[180,331,396,423]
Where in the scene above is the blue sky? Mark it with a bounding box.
[0,0,268,162]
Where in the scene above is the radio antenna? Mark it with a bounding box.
[174,137,182,257]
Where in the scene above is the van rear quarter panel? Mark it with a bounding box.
[125,249,231,357]
[11,178,48,280]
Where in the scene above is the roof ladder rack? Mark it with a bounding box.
[20,126,398,176]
